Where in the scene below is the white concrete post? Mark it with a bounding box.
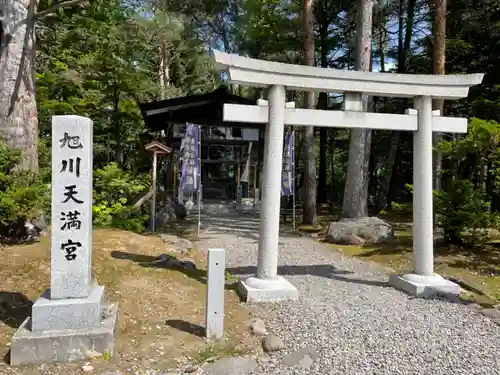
[257,85,286,280]
[205,248,225,340]
[413,96,434,276]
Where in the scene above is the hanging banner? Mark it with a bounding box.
[281,131,295,196]
[240,142,253,183]
[180,123,200,193]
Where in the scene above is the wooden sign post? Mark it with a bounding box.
[145,141,172,232]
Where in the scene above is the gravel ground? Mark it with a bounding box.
[195,213,500,375]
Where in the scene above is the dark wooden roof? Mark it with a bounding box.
[139,87,258,131]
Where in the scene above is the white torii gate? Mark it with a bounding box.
[214,51,484,302]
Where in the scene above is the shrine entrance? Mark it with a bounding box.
[213,51,484,302]
[139,87,263,214]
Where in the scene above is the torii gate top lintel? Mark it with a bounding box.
[214,51,484,100]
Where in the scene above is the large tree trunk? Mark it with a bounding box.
[301,0,317,225]
[0,0,39,173]
[342,0,373,218]
[377,0,416,210]
[159,40,170,100]
[317,29,329,204]
[432,0,446,192]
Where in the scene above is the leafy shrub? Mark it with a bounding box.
[435,180,499,246]
[0,142,50,241]
[92,163,150,232]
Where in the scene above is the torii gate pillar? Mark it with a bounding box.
[237,85,299,302]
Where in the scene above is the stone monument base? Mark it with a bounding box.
[32,285,104,331]
[389,273,461,298]
[10,282,117,366]
[10,302,118,366]
[236,276,298,302]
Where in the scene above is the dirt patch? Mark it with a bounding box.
[0,228,260,374]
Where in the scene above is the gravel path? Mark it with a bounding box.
[196,213,500,375]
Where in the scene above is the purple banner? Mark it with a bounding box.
[281,131,295,196]
[180,123,200,193]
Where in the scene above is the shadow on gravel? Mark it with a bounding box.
[227,265,390,288]
[200,216,300,242]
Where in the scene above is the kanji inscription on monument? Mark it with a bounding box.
[51,116,93,299]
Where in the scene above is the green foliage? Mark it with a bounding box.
[0,142,49,238]
[435,180,499,247]
[92,163,150,232]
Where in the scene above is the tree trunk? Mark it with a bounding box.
[301,0,317,225]
[158,40,170,99]
[378,0,416,210]
[0,0,39,173]
[432,0,446,192]
[318,25,329,203]
[342,0,373,219]
[317,93,328,203]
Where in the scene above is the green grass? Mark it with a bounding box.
[190,341,249,364]
[307,212,500,306]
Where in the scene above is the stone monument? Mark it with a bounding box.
[10,115,118,366]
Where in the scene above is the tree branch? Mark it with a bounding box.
[35,0,89,20]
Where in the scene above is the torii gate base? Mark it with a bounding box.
[214,52,483,302]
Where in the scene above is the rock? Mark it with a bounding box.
[84,349,102,359]
[178,259,197,271]
[81,362,94,372]
[183,365,199,373]
[160,234,194,251]
[0,212,48,244]
[26,212,48,240]
[157,253,180,267]
[248,318,267,337]
[262,335,285,353]
[282,347,317,368]
[154,197,188,227]
[202,356,258,375]
[326,217,394,245]
[480,308,500,325]
[154,254,196,271]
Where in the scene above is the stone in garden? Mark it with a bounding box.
[248,318,267,337]
[179,259,197,270]
[326,217,394,245]
[262,335,285,353]
[282,347,317,368]
[160,233,194,252]
[202,356,258,375]
[154,197,188,226]
[9,116,118,366]
[480,308,500,325]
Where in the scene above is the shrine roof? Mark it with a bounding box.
[139,87,258,131]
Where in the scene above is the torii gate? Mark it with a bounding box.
[214,51,484,302]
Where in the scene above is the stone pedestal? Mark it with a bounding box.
[10,298,118,366]
[389,274,461,297]
[237,276,298,303]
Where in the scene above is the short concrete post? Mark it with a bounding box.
[205,248,225,340]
